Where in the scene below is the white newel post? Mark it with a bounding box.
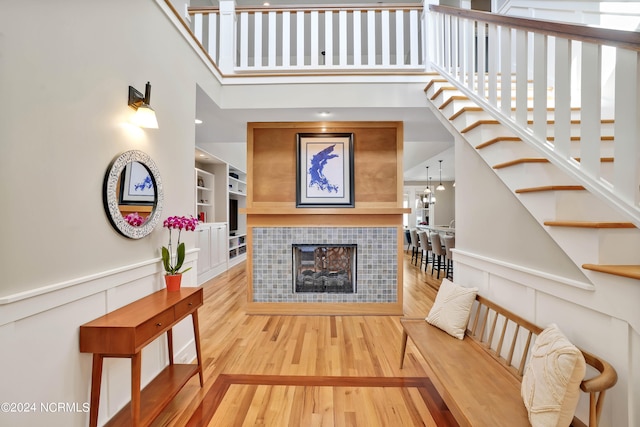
[218,0,236,74]
[423,0,439,72]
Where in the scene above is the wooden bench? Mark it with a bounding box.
[400,294,618,427]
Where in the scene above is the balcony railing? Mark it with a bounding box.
[188,1,427,74]
[428,5,640,225]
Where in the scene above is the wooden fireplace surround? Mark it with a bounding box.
[244,121,409,315]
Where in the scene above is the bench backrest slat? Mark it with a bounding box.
[517,331,533,376]
[506,324,520,367]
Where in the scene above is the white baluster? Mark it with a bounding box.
[254,12,263,68]
[382,10,390,66]
[282,11,290,68]
[339,11,347,66]
[515,29,528,125]
[396,10,404,66]
[500,26,512,114]
[239,12,249,69]
[613,48,640,204]
[487,23,499,106]
[465,18,474,91]
[580,42,602,178]
[532,32,548,141]
[477,21,487,98]
[207,13,218,64]
[409,10,418,67]
[268,11,276,68]
[194,13,203,44]
[325,11,333,66]
[296,11,304,66]
[311,11,319,67]
[367,10,376,65]
[353,10,362,66]
[553,37,572,159]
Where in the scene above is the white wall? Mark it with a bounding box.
[0,1,221,425]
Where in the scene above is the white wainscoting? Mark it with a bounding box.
[0,251,199,427]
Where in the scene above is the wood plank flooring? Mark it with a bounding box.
[151,251,449,426]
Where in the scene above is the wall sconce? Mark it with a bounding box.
[128,81,158,129]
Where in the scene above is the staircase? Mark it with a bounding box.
[424,75,640,289]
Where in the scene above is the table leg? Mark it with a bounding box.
[400,330,408,369]
[88,354,103,427]
[192,311,204,387]
[131,353,141,427]
[167,328,174,365]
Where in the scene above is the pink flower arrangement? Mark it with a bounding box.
[124,212,146,226]
[162,215,199,275]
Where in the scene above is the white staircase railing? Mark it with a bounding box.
[427,5,640,227]
[189,1,427,74]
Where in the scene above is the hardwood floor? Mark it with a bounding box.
[151,252,451,426]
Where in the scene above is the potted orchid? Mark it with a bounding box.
[161,215,199,291]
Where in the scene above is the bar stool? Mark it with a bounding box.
[409,229,420,265]
[417,230,432,271]
[443,235,455,280]
[430,232,446,279]
[404,229,411,253]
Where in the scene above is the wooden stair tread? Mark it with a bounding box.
[582,264,640,280]
[461,120,500,133]
[515,185,585,193]
[439,95,469,110]
[494,158,549,168]
[430,86,458,100]
[462,118,615,134]
[544,221,636,229]
[449,106,483,120]
[494,157,614,169]
[424,79,449,92]
[475,136,521,149]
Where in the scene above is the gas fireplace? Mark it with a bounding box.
[292,244,357,293]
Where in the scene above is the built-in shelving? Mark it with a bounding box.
[195,147,247,279]
[195,168,214,223]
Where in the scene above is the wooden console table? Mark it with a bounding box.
[79,287,204,427]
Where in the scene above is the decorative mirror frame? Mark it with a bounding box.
[103,150,164,239]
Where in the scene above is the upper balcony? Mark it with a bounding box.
[174,1,430,82]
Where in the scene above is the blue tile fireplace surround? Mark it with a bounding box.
[252,227,398,303]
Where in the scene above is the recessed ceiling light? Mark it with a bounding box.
[263,2,270,5]
[195,119,203,124]
[319,111,331,116]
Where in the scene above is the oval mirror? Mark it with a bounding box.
[103,150,164,239]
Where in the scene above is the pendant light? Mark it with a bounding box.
[436,160,445,191]
[423,166,431,194]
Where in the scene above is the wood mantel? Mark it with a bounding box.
[241,207,411,215]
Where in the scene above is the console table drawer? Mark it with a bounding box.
[135,308,174,348]
[174,290,203,319]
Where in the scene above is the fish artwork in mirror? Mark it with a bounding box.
[103,150,164,239]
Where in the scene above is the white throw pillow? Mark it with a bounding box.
[521,324,586,427]
[425,278,478,339]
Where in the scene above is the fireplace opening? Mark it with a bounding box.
[292,244,357,293]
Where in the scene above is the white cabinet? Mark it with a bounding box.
[196,226,211,275]
[196,222,228,284]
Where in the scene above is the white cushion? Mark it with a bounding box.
[521,324,586,427]
[425,279,478,340]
